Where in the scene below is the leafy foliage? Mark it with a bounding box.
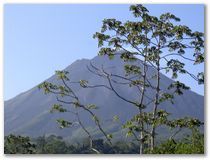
[4,131,204,154]
[37,4,204,154]
[38,69,113,151]
[50,104,67,113]
[56,119,72,129]
[150,129,204,154]
[4,135,36,154]
[168,81,190,95]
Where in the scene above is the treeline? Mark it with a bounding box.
[4,129,204,154]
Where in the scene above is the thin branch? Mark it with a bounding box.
[60,78,78,100]
[169,127,182,140]
[88,61,154,102]
[75,112,100,154]
[160,53,195,62]
[56,96,75,105]
[79,104,112,145]
[107,75,139,106]
[86,84,112,90]
[47,89,74,98]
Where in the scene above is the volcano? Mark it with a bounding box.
[4,54,204,142]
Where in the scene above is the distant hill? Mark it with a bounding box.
[4,54,204,142]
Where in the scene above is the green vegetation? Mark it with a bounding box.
[150,129,204,154]
[92,4,204,153]
[4,129,204,154]
[37,4,204,154]
[4,135,36,154]
[5,4,204,154]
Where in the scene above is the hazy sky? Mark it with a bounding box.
[4,4,204,100]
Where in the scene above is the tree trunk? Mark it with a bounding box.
[139,108,144,154]
[139,56,147,154]
[151,55,160,151]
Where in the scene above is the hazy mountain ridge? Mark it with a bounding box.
[4,55,204,141]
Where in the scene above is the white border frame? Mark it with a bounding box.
[0,0,208,160]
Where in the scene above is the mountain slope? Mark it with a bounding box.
[4,55,204,141]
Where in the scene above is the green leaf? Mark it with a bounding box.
[172,72,178,79]
[160,13,180,22]
[86,104,98,110]
[55,70,69,81]
[79,80,88,88]
[113,115,119,122]
[168,81,190,95]
[73,101,80,108]
[56,119,72,129]
[92,115,99,123]
[194,54,204,64]
[50,104,67,113]
[126,130,133,137]
[109,54,114,60]
[107,134,113,139]
[129,4,148,17]
[124,64,141,75]
[197,72,204,84]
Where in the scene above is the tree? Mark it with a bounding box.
[150,128,204,154]
[38,71,113,154]
[4,132,203,154]
[38,135,68,154]
[38,4,204,154]
[4,135,36,154]
[91,4,204,153]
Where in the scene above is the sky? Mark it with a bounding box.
[4,4,204,100]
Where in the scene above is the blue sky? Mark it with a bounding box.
[4,4,204,100]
